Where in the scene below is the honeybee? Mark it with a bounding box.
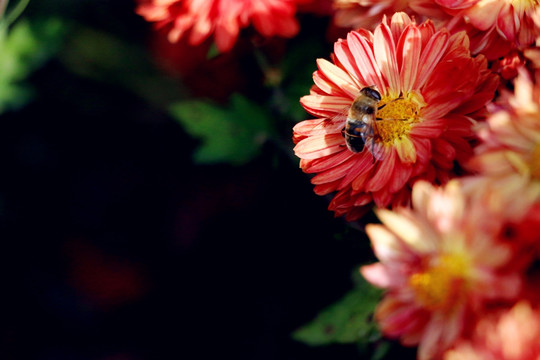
[343,86,385,159]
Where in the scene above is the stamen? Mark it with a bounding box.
[375,92,424,146]
[408,253,469,311]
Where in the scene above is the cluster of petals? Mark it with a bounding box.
[332,0,451,31]
[360,180,522,360]
[332,1,540,79]
[136,0,310,52]
[293,13,498,221]
[464,68,540,222]
[444,301,540,360]
[435,0,540,49]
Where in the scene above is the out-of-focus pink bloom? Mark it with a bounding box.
[465,68,540,222]
[361,181,521,360]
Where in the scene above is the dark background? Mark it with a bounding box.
[0,1,389,359]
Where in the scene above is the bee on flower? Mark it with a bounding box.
[293,12,498,221]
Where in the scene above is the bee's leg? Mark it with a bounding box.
[339,127,347,148]
[377,96,404,111]
[366,122,377,163]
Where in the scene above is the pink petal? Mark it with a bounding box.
[354,192,373,206]
[372,188,394,207]
[410,137,432,165]
[300,94,351,118]
[303,149,354,173]
[417,314,452,360]
[374,22,400,94]
[465,0,504,31]
[397,24,422,92]
[366,149,396,192]
[377,298,425,337]
[409,118,446,138]
[340,152,375,190]
[388,156,413,193]
[333,39,365,88]
[418,19,436,51]
[364,223,412,264]
[389,12,413,43]
[431,139,456,169]
[294,134,344,159]
[313,179,341,195]
[395,136,417,164]
[311,156,356,184]
[414,29,449,89]
[442,114,474,137]
[454,74,498,114]
[434,0,478,9]
[315,58,360,98]
[347,31,385,92]
[361,263,393,288]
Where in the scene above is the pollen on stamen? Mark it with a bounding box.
[376,94,422,145]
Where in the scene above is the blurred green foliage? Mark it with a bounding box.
[170,94,274,165]
[0,16,65,113]
[292,267,387,357]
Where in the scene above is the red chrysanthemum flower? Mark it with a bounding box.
[293,13,498,221]
[136,0,310,52]
[361,181,521,360]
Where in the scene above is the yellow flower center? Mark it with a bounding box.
[530,143,540,180]
[408,253,470,311]
[375,92,424,146]
[511,0,538,11]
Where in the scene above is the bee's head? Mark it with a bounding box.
[360,87,381,101]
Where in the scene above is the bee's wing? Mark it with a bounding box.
[363,137,387,161]
[360,114,387,161]
[296,107,349,138]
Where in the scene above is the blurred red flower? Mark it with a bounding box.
[66,240,148,309]
[136,0,311,52]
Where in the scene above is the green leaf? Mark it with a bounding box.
[292,271,382,347]
[0,17,66,112]
[170,94,274,165]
